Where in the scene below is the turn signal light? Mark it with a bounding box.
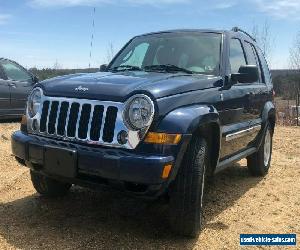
[162,164,172,179]
[144,132,182,145]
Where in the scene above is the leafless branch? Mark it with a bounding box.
[289,31,300,125]
[106,42,115,63]
[252,21,274,61]
[290,31,300,71]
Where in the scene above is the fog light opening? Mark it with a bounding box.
[117,130,128,145]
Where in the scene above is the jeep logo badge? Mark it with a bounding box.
[75,86,88,92]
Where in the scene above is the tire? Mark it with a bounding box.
[30,170,72,197]
[247,124,273,176]
[169,136,207,237]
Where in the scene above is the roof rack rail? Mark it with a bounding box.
[231,27,256,42]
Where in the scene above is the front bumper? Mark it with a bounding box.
[12,131,188,197]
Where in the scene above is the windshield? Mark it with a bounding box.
[109,32,222,75]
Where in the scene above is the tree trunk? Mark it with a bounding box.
[297,92,300,126]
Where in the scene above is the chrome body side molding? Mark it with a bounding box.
[225,124,261,142]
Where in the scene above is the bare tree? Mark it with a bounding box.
[289,31,300,126]
[290,32,300,70]
[106,42,115,63]
[52,60,62,70]
[252,24,259,43]
[252,21,274,61]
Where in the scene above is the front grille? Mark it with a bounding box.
[37,98,119,144]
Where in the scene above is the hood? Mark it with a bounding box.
[38,71,222,102]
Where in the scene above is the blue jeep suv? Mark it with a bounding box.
[11,28,275,237]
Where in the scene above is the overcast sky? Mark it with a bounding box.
[0,0,300,69]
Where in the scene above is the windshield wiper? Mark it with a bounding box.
[109,65,142,72]
[144,64,194,74]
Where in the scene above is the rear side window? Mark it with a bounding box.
[229,38,246,74]
[256,48,272,85]
[244,42,257,65]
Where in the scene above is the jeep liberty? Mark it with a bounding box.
[12,28,275,237]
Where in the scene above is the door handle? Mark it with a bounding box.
[8,83,16,88]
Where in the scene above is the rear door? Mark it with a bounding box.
[0,64,11,116]
[0,60,33,116]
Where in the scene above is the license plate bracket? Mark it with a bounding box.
[44,146,77,178]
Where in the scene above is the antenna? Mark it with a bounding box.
[89,7,96,69]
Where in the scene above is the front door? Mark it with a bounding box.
[0,78,10,116]
[219,38,260,160]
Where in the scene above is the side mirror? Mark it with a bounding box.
[32,75,39,84]
[231,65,259,84]
[100,64,108,72]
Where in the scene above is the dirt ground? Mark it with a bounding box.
[0,122,299,250]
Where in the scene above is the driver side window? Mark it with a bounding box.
[229,38,246,74]
[121,42,149,67]
[1,61,31,83]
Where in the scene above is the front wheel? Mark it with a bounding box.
[247,124,273,176]
[169,136,207,237]
[30,170,72,197]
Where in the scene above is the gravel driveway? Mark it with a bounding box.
[0,122,299,249]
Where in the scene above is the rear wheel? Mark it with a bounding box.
[247,124,273,176]
[169,136,207,237]
[30,170,71,197]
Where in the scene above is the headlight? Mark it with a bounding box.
[28,88,42,118]
[124,94,154,130]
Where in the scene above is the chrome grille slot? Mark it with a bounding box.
[78,104,91,139]
[67,103,80,138]
[89,105,104,141]
[40,101,50,133]
[57,102,69,136]
[48,101,59,134]
[103,106,118,143]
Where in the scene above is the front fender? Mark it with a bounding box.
[156,105,220,134]
[153,104,220,183]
